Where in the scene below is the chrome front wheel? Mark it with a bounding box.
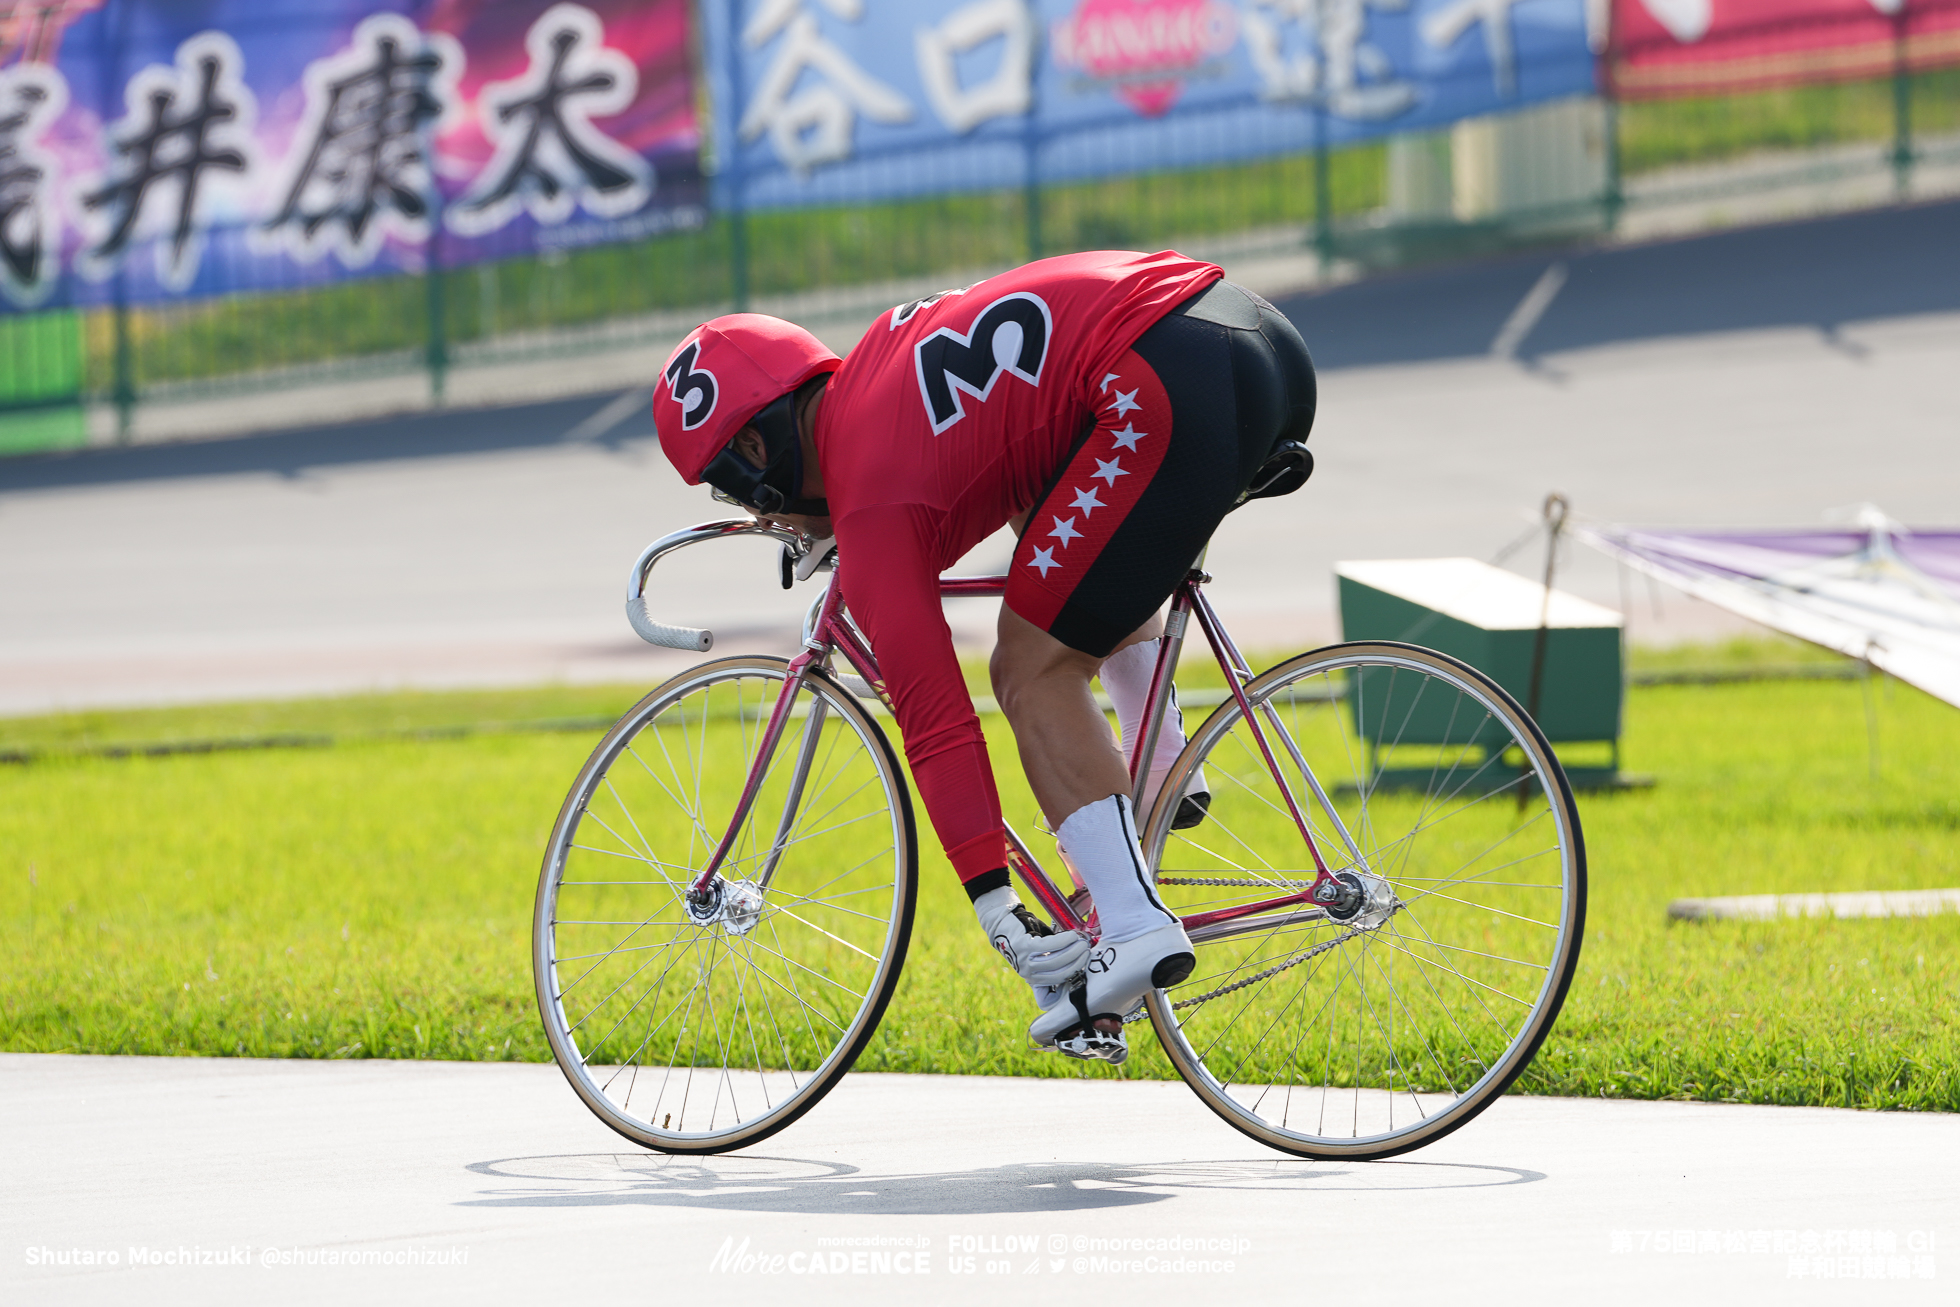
[533,657,917,1153]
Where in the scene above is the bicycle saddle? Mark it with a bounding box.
[1236,439,1313,507]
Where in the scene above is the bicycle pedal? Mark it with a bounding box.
[1054,1026,1128,1066]
[1170,790,1211,831]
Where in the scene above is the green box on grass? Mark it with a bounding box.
[1336,557,1629,788]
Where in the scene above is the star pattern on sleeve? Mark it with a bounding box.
[1069,485,1105,516]
[1109,423,1146,452]
[1027,545,1060,576]
[1107,387,1141,417]
[1048,515,1082,545]
[1092,457,1129,486]
[1100,372,1121,393]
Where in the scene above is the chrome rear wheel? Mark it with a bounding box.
[1141,641,1586,1159]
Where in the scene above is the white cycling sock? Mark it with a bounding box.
[1057,794,1178,945]
[1099,638,1203,817]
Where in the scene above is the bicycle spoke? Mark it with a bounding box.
[734,927,871,1006]
[553,928,696,965]
[554,921,698,997]
[1372,925,1537,1009]
[1395,885,1559,932]
[761,909,837,1053]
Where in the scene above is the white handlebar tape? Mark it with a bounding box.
[626,596,712,651]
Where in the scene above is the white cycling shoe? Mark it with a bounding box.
[1029,920,1196,1064]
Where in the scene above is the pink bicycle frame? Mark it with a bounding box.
[630,519,1358,936]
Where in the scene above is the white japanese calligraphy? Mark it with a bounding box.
[915,0,1035,134]
[73,30,259,291]
[1636,0,1710,43]
[448,3,651,238]
[1420,0,1534,95]
[738,0,914,174]
[0,61,68,307]
[255,14,462,268]
[1241,0,1418,120]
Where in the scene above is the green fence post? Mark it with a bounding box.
[1601,23,1626,233]
[727,0,751,311]
[425,247,447,405]
[112,283,134,444]
[1312,109,1333,267]
[1023,179,1042,260]
[1890,14,1914,197]
[1023,81,1043,260]
[1602,92,1624,233]
[104,8,134,444]
[730,206,750,311]
[418,96,450,405]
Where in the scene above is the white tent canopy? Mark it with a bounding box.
[1577,508,1960,709]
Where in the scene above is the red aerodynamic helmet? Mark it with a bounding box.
[653,314,840,513]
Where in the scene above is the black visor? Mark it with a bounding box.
[700,382,829,516]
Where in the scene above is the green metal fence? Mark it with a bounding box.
[2,68,1955,452]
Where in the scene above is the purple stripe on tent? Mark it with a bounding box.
[1611,529,1960,602]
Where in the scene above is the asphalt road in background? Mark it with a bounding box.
[3,200,1956,712]
[1287,199,1960,369]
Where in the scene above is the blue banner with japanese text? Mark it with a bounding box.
[0,0,702,310]
[705,0,1598,211]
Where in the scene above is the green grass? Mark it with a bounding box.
[1520,673,1959,1108]
[1619,68,1960,176]
[1625,632,1848,675]
[2,648,1956,1110]
[0,683,648,759]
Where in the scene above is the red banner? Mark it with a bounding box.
[1609,0,1960,99]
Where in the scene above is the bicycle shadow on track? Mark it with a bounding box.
[457,1154,1544,1216]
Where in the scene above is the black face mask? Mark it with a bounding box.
[701,384,829,516]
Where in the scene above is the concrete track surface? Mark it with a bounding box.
[3,201,1958,713]
[2,1055,1951,1305]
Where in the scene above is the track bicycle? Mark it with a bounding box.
[533,519,1587,1159]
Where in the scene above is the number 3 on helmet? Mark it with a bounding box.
[652,314,841,516]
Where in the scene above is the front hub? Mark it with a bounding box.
[720,880,765,936]
[683,876,766,936]
[684,878,725,926]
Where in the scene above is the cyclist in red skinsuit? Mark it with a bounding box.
[815,250,1221,887]
[654,250,1316,1062]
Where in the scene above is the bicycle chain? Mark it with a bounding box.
[1169,925,1369,1010]
[1156,875,1317,889]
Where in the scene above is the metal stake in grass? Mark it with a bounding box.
[1860,643,1882,781]
[1522,492,1569,809]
